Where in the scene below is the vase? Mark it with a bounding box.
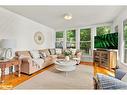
[65,56,69,61]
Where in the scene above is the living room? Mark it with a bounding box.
[0,1,127,94]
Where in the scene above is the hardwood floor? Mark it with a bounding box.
[0,65,52,90]
[93,63,115,77]
[0,62,114,90]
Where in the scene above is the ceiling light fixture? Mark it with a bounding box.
[64,13,72,20]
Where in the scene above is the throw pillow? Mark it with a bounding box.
[43,49,50,56]
[55,49,62,55]
[49,49,56,55]
[30,50,40,59]
[40,51,47,58]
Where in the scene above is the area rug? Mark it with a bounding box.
[14,64,94,89]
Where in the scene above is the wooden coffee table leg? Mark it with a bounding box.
[1,68,5,83]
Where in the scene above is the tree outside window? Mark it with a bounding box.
[80,28,91,55]
[55,31,64,48]
[66,30,76,48]
[96,26,111,36]
[123,22,127,63]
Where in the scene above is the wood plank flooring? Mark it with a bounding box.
[0,62,114,90]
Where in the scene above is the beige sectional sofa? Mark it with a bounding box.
[15,48,82,75]
[16,49,57,75]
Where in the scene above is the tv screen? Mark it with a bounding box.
[94,33,118,49]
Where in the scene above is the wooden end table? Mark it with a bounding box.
[0,58,21,83]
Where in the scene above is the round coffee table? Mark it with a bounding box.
[55,59,77,72]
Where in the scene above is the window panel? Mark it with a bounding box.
[66,30,76,48]
[123,20,127,63]
[80,42,91,55]
[96,26,111,36]
[55,31,64,48]
[80,28,91,41]
[124,49,127,63]
[80,28,91,56]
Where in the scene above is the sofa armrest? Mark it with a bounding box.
[21,57,32,63]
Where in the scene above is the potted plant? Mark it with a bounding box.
[63,49,72,61]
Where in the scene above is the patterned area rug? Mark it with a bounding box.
[14,64,94,89]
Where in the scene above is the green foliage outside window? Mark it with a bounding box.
[96,26,111,36]
[80,42,91,49]
[66,30,76,41]
[80,28,91,41]
[124,24,127,48]
[56,32,63,38]
[56,31,64,48]
[80,28,91,55]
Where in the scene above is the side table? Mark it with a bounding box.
[0,58,21,83]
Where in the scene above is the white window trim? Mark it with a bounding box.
[55,23,113,57]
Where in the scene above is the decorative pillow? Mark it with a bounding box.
[43,49,50,56]
[40,51,47,59]
[121,73,127,82]
[55,49,62,55]
[49,49,56,55]
[30,50,40,59]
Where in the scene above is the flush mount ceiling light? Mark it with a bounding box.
[64,13,72,20]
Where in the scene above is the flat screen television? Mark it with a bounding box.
[94,32,118,49]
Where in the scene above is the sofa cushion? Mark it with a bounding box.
[41,49,51,56]
[55,49,62,55]
[32,58,44,69]
[97,73,127,89]
[30,50,40,59]
[49,49,56,55]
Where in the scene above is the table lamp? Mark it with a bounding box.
[0,39,16,61]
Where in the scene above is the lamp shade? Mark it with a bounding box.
[0,39,16,48]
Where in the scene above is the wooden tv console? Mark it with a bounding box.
[93,50,117,71]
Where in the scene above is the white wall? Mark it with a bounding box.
[0,7,55,51]
[0,7,55,75]
[113,7,127,65]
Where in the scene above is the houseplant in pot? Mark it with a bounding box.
[63,49,72,61]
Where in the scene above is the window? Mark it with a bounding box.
[80,28,91,55]
[123,21,127,63]
[66,30,76,48]
[55,31,64,48]
[96,26,111,36]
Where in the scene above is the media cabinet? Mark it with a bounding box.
[93,50,117,71]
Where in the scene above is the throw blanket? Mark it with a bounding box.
[32,59,44,69]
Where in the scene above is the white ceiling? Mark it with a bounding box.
[2,6,125,30]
